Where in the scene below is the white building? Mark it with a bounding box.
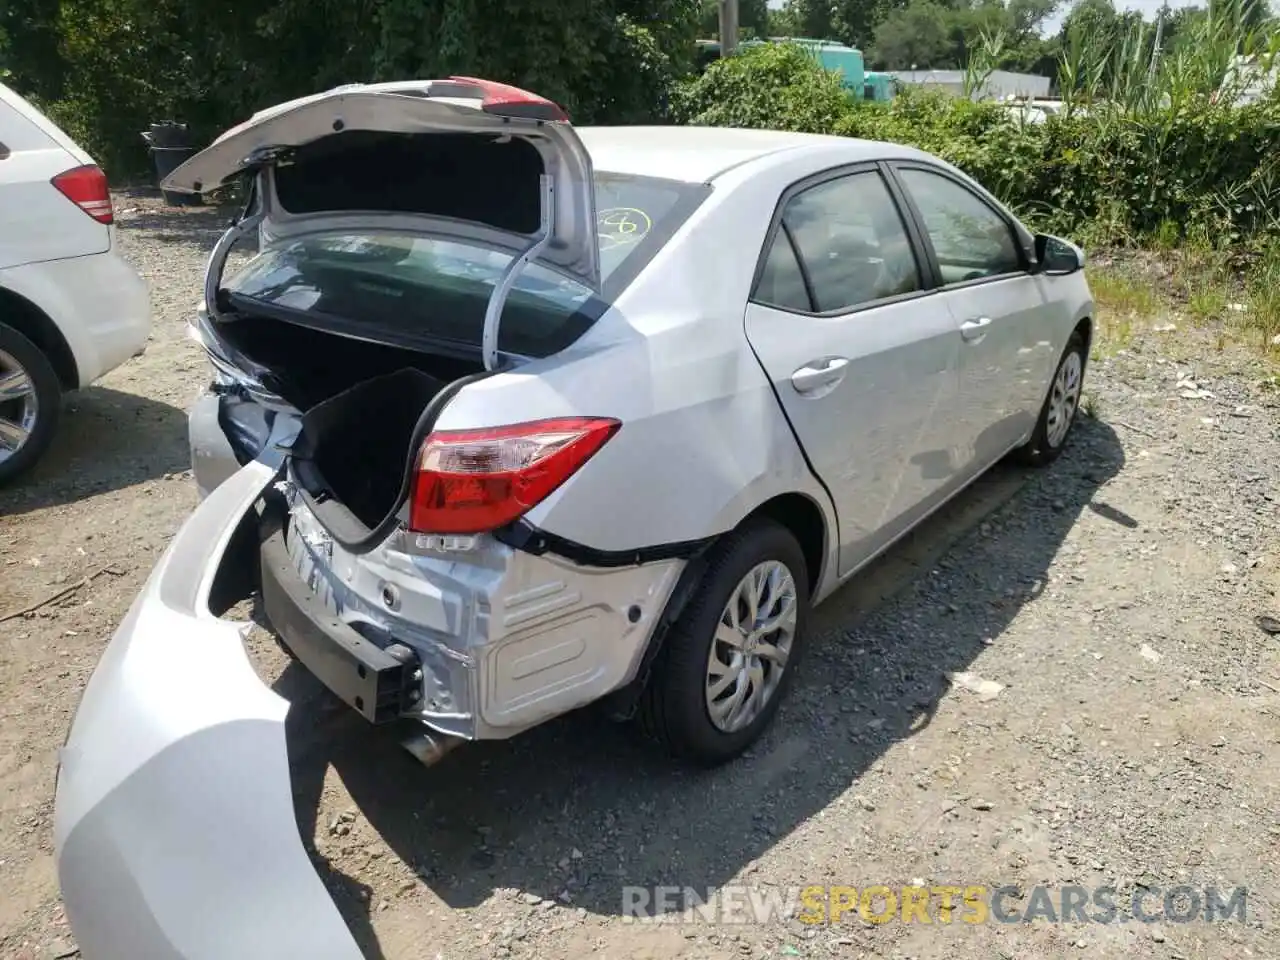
[1220,54,1279,105]
[889,69,1051,101]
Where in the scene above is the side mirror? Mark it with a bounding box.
[1034,233,1085,275]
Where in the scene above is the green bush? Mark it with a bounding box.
[671,42,855,133]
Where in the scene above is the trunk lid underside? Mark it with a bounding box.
[162,81,600,290]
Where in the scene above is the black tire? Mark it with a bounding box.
[0,322,62,486]
[1013,331,1086,468]
[639,519,810,766]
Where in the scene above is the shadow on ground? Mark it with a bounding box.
[0,386,189,517]
[116,210,232,246]
[276,420,1126,960]
[113,189,238,247]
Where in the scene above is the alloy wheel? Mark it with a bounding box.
[0,348,38,464]
[704,560,798,733]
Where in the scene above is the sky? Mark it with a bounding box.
[763,0,1203,37]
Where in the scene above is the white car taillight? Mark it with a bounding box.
[51,164,114,224]
[409,418,620,534]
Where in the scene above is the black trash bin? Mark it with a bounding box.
[141,122,200,206]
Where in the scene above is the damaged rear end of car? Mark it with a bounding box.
[57,77,712,959]
[179,77,701,752]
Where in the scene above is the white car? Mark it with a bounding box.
[0,83,151,483]
[55,79,1091,956]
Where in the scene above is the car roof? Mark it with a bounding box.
[577,126,927,183]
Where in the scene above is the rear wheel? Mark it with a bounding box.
[639,520,809,765]
[0,322,61,486]
[1014,331,1085,467]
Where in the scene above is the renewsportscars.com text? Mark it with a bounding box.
[621,884,1248,926]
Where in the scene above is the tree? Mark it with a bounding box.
[868,0,1058,69]
[872,0,955,65]
[2,0,703,176]
[741,0,772,36]
[1059,0,1122,41]
[791,0,839,37]
[699,0,770,38]
[768,0,804,34]
[0,0,67,98]
[979,0,1058,69]
[834,0,904,48]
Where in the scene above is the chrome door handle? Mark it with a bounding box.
[960,317,993,341]
[791,356,849,394]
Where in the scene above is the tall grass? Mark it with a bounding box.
[962,27,1006,99]
[1034,0,1280,250]
[1026,2,1280,358]
[1055,0,1279,114]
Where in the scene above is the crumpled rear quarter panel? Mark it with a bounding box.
[285,489,685,740]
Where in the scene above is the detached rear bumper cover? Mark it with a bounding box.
[53,460,362,960]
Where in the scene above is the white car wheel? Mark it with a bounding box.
[0,323,61,485]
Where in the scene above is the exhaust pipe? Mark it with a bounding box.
[400,727,465,768]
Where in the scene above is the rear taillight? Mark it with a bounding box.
[409,417,620,534]
[51,165,113,224]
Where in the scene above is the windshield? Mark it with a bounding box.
[225,172,709,359]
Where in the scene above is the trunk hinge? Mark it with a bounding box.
[481,174,554,372]
[204,201,266,323]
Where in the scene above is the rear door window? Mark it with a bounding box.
[754,169,921,315]
[754,229,812,313]
[228,172,708,358]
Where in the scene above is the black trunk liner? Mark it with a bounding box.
[290,368,445,530]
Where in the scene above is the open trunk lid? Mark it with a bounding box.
[162,78,599,291]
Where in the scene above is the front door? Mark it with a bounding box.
[890,163,1059,473]
[743,165,961,577]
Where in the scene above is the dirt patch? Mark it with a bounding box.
[1,198,1278,959]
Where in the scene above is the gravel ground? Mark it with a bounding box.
[1,194,1278,960]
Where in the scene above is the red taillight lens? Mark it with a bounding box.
[51,165,113,224]
[409,417,620,534]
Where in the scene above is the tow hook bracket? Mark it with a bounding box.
[384,642,425,715]
[259,526,426,724]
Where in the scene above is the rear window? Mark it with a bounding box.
[227,172,707,358]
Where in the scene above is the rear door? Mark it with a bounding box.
[743,163,962,577]
[889,162,1059,472]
